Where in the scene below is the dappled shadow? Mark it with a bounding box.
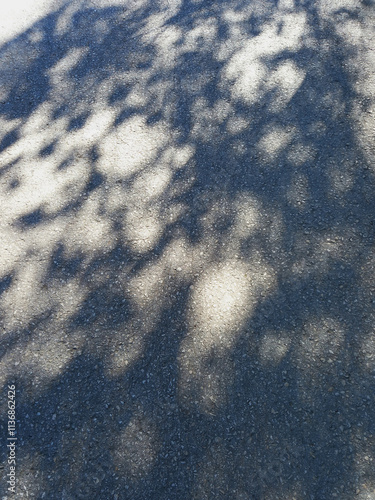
[0,0,375,498]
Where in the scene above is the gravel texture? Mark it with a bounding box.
[0,0,375,499]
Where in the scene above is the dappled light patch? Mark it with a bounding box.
[47,277,87,323]
[232,193,261,240]
[259,332,291,366]
[125,206,163,253]
[188,258,273,337]
[49,47,89,87]
[179,257,275,413]
[126,235,193,319]
[0,0,63,45]
[64,191,116,254]
[266,60,305,113]
[352,437,375,500]
[258,125,295,162]
[183,16,218,51]
[355,486,375,500]
[112,410,160,478]
[65,107,115,148]
[329,163,355,197]
[131,166,172,203]
[163,143,195,169]
[223,12,307,105]
[55,1,82,37]
[152,24,182,68]
[317,0,359,18]
[97,115,168,179]
[226,115,249,135]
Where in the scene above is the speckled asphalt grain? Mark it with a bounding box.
[0,0,375,499]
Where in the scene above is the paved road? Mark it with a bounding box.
[0,0,375,498]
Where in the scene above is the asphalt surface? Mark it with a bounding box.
[0,0,375,499]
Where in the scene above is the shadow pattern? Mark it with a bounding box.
[0,0,375,498]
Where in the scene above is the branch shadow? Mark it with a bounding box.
[0,0,374,499]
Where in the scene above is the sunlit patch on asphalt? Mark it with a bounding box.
[222,13,306,105]
[179,257,275,414]
[257,126,295,162]
[259,332,291,366]
[112,410,159,478]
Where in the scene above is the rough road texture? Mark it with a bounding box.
[0,0,375,499]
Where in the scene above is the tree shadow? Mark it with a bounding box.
[0,0,375,498]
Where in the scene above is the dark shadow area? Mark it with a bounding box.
[67,112,90,132]
[0,129,19,153]
[0,275,12,297]
[40,141,57,157]
[15,208,45,229]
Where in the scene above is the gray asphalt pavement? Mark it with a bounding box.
[0,0,375,499]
